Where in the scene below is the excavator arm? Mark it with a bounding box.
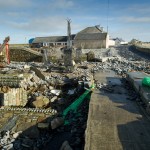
[0,36,10,64]
[0,36,10,53]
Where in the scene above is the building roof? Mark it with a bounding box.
[75,33,107,40]
[113,38,125,42]
[32,35,76,43]
[74,26,107,41]
[77,26,103,34]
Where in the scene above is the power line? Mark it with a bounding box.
[107,0,110,33]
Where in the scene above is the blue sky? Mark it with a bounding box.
[0,0,150,43]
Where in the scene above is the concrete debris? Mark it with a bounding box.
[22,138,34,148]
[32,95,50,108]
[60,141,73,150]
[1,45,150,149]
[67,89,76,95]
[0,130,22,150]
[50,117,64,130]
[51,89,61,96]
[30,66,45,80]
[49,86,54,90]
[12,131,22,139]
[37,123,50,129]
[50,96,58,102]
[0,107,57,113]
[36,117,65,145]
[0,115,19,132]
[57,98,66,105]
[0,128,48,149]
[87,51,95,61]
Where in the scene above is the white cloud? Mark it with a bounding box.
[52,0,74,9]
[0,0,32,8]
[127,4,150,14]
[6,12,26,17]
[4,16,90,39]
[6,16,67,34]
[121,16,150,23]
[109,25,150,42]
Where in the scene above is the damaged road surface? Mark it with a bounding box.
[85,70,150,150]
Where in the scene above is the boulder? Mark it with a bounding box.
[37,123,50,129]
[32,75,40,83]
[51,90,61,96]
[22,138,34,148]
[50,117,64,130]
[87,51,95,61]
[50,96,58,102]
[57,98,65,105]
[60,141,73,150]
[30,66,45,80]
[49,86,54,90]
[13,131,22,139]
[32,96,50,108]
[22,126,40,139]
[42,96,50,105]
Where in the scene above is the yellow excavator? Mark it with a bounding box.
[0,36,10,67]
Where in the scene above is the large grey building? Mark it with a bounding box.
[30,25,108,49]
[74,26,108,49]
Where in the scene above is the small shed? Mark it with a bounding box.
[113,38,128,45]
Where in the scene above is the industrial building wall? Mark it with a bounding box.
[108,39,115,47]
[106,35,109,48]
[74,40,107,49]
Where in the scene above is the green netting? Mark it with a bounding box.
[62,84,95,118]
[142,77,150,87]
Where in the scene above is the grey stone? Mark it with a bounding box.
[60,141,73,150]
[32,95,50,108]
[3,143,13,150]
[50,117,64,130]
[37,123,50,129]
[51,90,61,96]
[50,96,58,102]
[13,131,22,139]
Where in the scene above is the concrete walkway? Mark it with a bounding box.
[85,70,150,150]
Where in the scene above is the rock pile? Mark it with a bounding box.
[0,130,22,150]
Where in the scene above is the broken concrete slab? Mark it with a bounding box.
[12,131,22,139]
[30,66,45,80]
[60,141,73,150]
[37,123,50,129]
[50,117,64,130]
[32,96,50,108]
[51,90,61,96]
[127,71,150,110]
[50,96,58,102]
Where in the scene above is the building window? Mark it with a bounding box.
[43,43,48,47]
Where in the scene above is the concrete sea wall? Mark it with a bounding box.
[133,44,150,54]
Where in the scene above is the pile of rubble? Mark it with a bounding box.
[1,45,150,150]
[0,62,93,109]
[0,91,90,150]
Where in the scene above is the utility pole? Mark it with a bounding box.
[107,0,109,33]
[67,19,72,48]
[64,19,73,69]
